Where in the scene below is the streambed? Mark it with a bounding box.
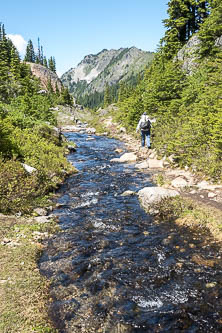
[40,132,222,332]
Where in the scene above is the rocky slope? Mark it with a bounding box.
[26,62,63,92]
[61,47,154,98]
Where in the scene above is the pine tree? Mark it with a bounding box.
[48,56,56,73]
[60,87,73,105]
[199,0,222,56]
[24,40,35,63]
[0,30,10,101]
[43,56,48,68]
[104,84,111,107]
[40,46,44,65]
[161,0,210,58]
[35,37,41,64]
[10,45,20,79]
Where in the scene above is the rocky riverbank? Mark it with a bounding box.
[82,112,222,241]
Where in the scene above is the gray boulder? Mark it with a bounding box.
[138,187,179,208]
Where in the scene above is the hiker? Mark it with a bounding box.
[136,112,151,148]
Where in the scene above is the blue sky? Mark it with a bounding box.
[2,0,168,76]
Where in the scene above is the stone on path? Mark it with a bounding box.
[148,158,164,169]
[171,177,189,188]
[135,161,149,169]
[138,186,179,207]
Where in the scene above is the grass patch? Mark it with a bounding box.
[152,196,222,241]
[0,214,59,333]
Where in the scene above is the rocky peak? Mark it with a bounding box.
[26,62,63,92]
[61,47,155,97]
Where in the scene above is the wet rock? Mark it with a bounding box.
[206,282,217,288]
[86,127,96,134]
[121,190,135,196]
[61,125,82,132]
[67,145,76,152]
[111,153,137,163]
[115,148,123,153]
[138,186,179,206]
[162,238,171,245]
[86,137,95,141]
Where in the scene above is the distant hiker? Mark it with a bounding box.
[136,112,151,148]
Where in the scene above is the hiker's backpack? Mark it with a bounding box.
[140,119,151,131]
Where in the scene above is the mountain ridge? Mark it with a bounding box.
[61,47,154,107]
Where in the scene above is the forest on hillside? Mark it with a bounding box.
[113,0,222,181]
[0,23,73,214]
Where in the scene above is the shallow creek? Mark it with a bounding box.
[40,132,222,332]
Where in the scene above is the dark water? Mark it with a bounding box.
[40,132,222,333]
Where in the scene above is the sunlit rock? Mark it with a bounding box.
[148,158,164,168]
[135,161,149,169]
[22,163,37,174]
[138,186,179,206]
[171,177,189,188]
[121,190,135,196]
[119,153,137,162]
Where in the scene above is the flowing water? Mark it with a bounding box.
[40,132,222,332]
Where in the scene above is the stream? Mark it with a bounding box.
[39,132,222,332]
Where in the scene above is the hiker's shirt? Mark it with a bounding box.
[136,115,150,133]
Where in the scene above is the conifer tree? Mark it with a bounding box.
[48,56,56,73]
[35,37,41,64]
[10,45,20,79]
[24,40,35,63]
[161,0,210,58]
[43,56,48,68]
[104,84,111,107]
[60,87,73,105]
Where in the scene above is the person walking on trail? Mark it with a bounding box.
[136,112,151,149]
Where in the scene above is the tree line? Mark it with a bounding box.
[24,37,56,73]
[0,22,73,213]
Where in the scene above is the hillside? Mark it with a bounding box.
[111,0,222,182]
[61,47,154,108]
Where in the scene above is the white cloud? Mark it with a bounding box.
[7,34,27,55]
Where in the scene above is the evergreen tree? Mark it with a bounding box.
[60,87,73,105]
[48,56,56,73]
[199,0,222,56]
[24,40,35,63]
[104,84,111,107]
[161,0,210,58]
[40,46,44,65]
[10,45,20,79]
[43,56,48,68]
[35,37,41,64]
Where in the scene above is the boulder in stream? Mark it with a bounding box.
[111,152,137,163]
